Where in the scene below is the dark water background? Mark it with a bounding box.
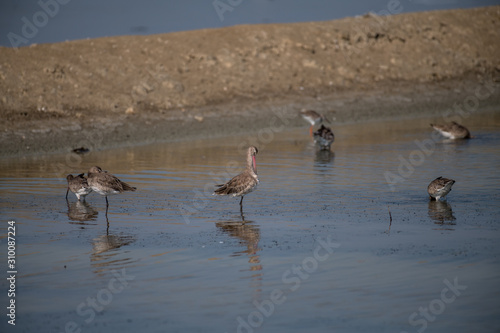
[1,0,498,47]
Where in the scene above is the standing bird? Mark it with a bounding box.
[430,121,471,139]
[66,173,92,201]
[87,166,136,214]
[313,125,335,150]
[214,146,259,213]
[427,177,455,201]
[300,110,328,137]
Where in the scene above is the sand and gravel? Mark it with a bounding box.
[0,6,499,157]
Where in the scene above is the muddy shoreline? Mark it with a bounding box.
[2,77,498,159]
[1,6,499,157]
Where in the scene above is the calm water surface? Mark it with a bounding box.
[1,111,499,333]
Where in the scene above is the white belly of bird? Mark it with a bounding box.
[436,129,455,139]
[76,188,92,196]
[92,187,120,196]
[435,183,453,198]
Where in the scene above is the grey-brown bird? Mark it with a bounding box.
[87,166,136,213]
[313,125,335,150]
[427,177,455,201]
[214,146,259,212]
[66,173,92,201]
[430,121,471,139]
[300,110,328,137]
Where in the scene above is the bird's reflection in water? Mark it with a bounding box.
[441,138,471,146]
[216,219,261,264]
[314,150,335,165]
[439,138,471,156]
[91,232,136,276]
[67,200,98,224]
[216,218,263,299]
[428,200,456,228]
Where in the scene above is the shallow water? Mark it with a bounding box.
[1,111,500,333]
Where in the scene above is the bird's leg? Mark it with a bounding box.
[309,125,313,138]
[239,196,244,211]
[106,215,110,235]
[105,196,109,216]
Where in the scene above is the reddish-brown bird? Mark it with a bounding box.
[300,110,328,137]
[214,146,259,212]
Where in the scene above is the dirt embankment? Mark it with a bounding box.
[1,6,499,157]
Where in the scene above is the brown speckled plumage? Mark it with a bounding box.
[87,166,136,210]
[427,176,455,201]
[214,147,259,210]
[313,125,335,150]
[66,173,92,201]
[430,121,471,139]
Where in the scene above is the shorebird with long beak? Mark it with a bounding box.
[427,177,455,201]
[66,173,92,201]
[87,166,136,214]
[313,125,335,150]
[300,110,328,137]
[214,146,259,213]
[430,121,471,139]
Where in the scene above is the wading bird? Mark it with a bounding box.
[66,173,92,201]
[214,146,259,214]
[313,125,335,150]
[430,121,471,139]
[427,177,455,201]
[87,166,136,214]
[300,110,328,137]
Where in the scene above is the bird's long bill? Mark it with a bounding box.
[252,155,256,171]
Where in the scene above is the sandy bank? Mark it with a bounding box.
[0,6,499,157]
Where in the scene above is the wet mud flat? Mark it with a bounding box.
[1,77,500,158]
